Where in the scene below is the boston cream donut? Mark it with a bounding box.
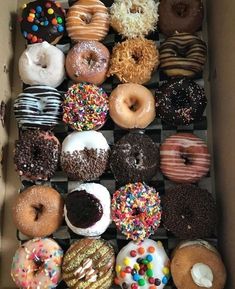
[19,42,65,88]
[109,84,156,129]
[160,133,210,183]
[115,239,170,289]
[66,0,109,42]
[65,41,110,85]
[171,240,226,289]
[11,238,63,289]
[12,185,64,238]
[64,183,111,236]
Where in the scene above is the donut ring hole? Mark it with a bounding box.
[80,13,92,24]
[32,256,44,275]
[172,2,189,17]
[175,46,189,57]
[132,207,142,216]
[131,50,143,64]
[32,204,44,221]
[125,97,139,112]
[83,52,97,68]
[132,152,142,166]
[180,153,192,165]
[130,5,144,14]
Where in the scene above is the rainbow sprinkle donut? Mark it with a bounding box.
[63,83,109,131]
[111,182,162,241]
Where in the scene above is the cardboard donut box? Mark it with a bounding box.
[0,0,235,288]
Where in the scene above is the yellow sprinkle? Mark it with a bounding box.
[134,263,140,270]
[47,8,54,15]
[116,265,121,273]
[123,257,130,266]
[22,4,27,9]
[157,241,163,247]
[162,267,170,275]
[147,263,153,269]
[29,13,35,18]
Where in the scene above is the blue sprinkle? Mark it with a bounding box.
[133,274,140,281]
[32,25,39,32]
[57,25,64,32]
[162,276,168,285]
[23,31,28,37]
[36,6,42,13]
[146,254,153,262]
[44,20,49,26]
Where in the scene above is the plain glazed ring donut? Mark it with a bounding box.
[109,83,156,129]
[66,0,109,42]
[65,41,110,85]
[160,133,210,183]
[110,0,159,38]
[156,78,207,125]
[12,185,64,237]
[19,41,65,88]
[11,238,63,289]
[108,38,159,84]
[159,0,204,36]
[159,33,207,78]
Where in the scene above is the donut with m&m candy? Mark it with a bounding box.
[20,0,66,44]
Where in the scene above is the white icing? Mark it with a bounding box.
[179,240,218,254]
[116,239,170,289]
[64,183,111,236]
[19,42,65,88]
[191,263,213,288]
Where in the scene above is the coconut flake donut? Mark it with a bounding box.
[160,133,210,183]
[64,183,111,236]
[12,185,64,238]
[110,0,159,38]
[19,41,65,88]
[66,0,109,42]
[63,83,109,131]
[11,238,63,289]
[112,182,161,241]
[115,239,170,289]
[65,41,110,85]
[61,131,110,181]
[14,130,60,181]
[109,83,156,129]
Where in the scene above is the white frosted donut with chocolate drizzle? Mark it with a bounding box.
[66,0,110,42]
[160,133,210,183]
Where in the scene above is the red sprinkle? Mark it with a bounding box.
[125,266,132,273]
[149,277,155,284]
[131,284,138,289]
[130,250,137,257]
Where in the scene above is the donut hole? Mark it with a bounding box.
[32,256,44,274]
[180,153,192,165]
[130,5,144,14]
[131,50,142,64]
[80,13,92,24]
[84,52,97,68]
[172,2,189,17]
[125,97,139,112]
[32,204,44,221]
[132,151,143,167]
[175,47,189,57]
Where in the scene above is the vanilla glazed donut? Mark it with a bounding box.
[12,185,64,238]
[11,238,63,289]
[109,83,156,129]
[14,85,63,128]
[66,0,109,42]
[66,41,110,85]
[61,131,110,181]
[64,183,111,236]
[110,0,159,38]
[160,133,210,183]
[159,33,207,77]
[19,41,65,88]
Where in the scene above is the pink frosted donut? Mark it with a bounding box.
[11,238,63,289]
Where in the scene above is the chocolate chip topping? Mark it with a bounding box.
[66,190,103,229]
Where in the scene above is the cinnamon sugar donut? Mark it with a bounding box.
[12,185,64,238]
[109,83,156,129]
[66,0,109,42]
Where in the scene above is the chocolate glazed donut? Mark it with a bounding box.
[159,0,204,36]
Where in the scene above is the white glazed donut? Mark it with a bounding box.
[115,239,170,289]
[64,183,111,236]
[61,131,110,180]
[19,41,65,88]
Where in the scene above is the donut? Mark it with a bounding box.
[11,238,63,289]
[115,239,170,289]
[61,131,110,181]
[63,83,109,131]
[12,185,64,237]
[110,132,159,184]
[14,130,60,181]
[158,0,204,36]
[171,240,226,289]
[162,185,217,238]
[19,41,65,88]
[110,0,159,38]
[108,38,159,84]
[20,0,66,44]
[155,78,207,126]
[65,41,110,85]
[160,133,210,183]
[64,183,111,237]
[159,33,207,78]
[14,85,63,128]
[66,0,109,42]
[62,238,115,289]
[109,84,156,129]
[111,182,161,241]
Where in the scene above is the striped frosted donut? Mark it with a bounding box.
[159,33,207,77]
[160,133,210,183]
[66,0,109,42]
[14,86,63,128]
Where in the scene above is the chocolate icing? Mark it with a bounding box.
[65,190,103,229]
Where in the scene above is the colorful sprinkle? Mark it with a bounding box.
[148,246,156,253]
[114,277,120,285]
[32,25,39,32]
[36,6,42,13]
[138,247,145,255]
[57,16,63,24]
[133,274,140,281]
[162,276,168,285]
[124,258,131,266]
[147,263,153,269]
[146,255,153,262]
[133,263,140,271]
[120,271,126,278]
[57,25,64,32]
[44,20,49,26]
[130,250,137,257]
[31,35,38,43]
[45,2,52,8]
[162,267,170,275]
[116,265,122,273]
[131,284,138,289]
[146,269,153,277]
[138,279,145,286]
[149,286,157,289]
[148,277,155,284]
[155,278,161,286]
[47,8,54,14]
[52,18,57,25]
[125,266,132,273]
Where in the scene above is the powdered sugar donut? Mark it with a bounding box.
[19,42,65,88]
[115,239,170,289]
[64,183,111,236]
